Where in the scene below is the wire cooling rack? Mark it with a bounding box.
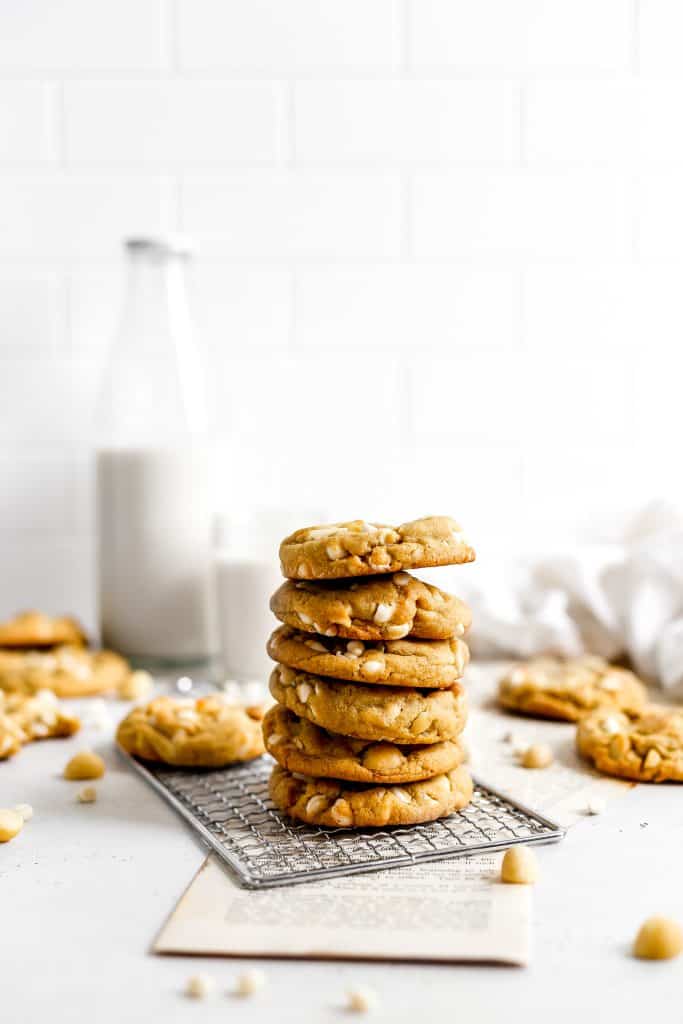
[119,749,564,889]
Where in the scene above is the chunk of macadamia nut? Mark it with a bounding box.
[0,808,24,843]
[234,969,267,996]
[64,749,105,780]
[501,846,539,885]
[634,917,683,960]
[520,743,553,770]
[185,974,214,999]
[347,987,379,1013]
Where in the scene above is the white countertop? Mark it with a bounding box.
[3,675,683,1024]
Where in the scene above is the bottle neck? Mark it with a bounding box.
[97,250,208,447]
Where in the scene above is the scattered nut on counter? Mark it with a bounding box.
[185,974,214,999]
[0,808,24,843]
[64,749,106,781]
[118,669,154,701]
[520,743,553,770]
[633,917,683,960]
[347,987,379,1013]
[501,846,539,885]
[14,803,33,822]
[77,785,98,804]
[234,968,266,996]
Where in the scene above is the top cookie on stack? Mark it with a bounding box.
[279,516,475,580]
[265,515,476,829]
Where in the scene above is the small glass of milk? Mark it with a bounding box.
[213,508,324,691]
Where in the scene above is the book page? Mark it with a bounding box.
[154,851,530,966]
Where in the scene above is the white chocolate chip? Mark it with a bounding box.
[324,628,337,637]
[361,659,384,679]
[455,622,465,637]
[373,602,395,625]
[14,803,33,822]
[306,795,328,815]
[326,540,345,560]
[186,974,214,999]
[234,969,267,997]
[306,526,338,539]
[347,987,379,1013]
[296,682,312,704]
[347,640,365,656]
[394,572,410,587]
[599,674,621,693]
[77,785,98,804]
[393,788,411,804]
[298,612,312,625]
[268,733,284,746]
[384,623,410,639]
[601,714,624,735]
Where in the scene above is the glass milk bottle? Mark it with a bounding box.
[95,236,213,668]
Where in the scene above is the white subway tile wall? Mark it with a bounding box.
[0,0,680,627]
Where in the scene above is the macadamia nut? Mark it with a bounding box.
[347,987,379,1012]
[634,917,683,960]
[234,969,266,996]
[520,743,553,770]
[186,973,214,998]
[0,808,24,843]
[64,750,105,780]
[501,846,539,885]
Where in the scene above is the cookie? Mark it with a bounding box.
[279,516,475,581]
[270,574,470,642]
[269,763,473,828]
[1,689,80,743]
[0,645,132,698]
[498,655,647,722]
[0,712,26,760]
[267,626,469,688]
[577,706,683,782]
[269,665,467,744]
[116,695,266,767]
[263,705,464,784]
[0,611,86,649]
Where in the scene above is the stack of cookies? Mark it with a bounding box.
[263,516,476,829]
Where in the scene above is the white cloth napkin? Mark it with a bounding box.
[456,502,683,695]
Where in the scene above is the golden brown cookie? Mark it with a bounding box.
[0,712,25,760]
[263,705,464,784]
[2,689,80,742]
[279,516,475,581]
[498,655,647,722]
[0,611,87,649]
[577,706,683,782]
[0,645,132,698]
[116,695,266,767]
[270,574,470,642]
[267,626,469,688]
[269,763,473,828]
[269,665,467,744]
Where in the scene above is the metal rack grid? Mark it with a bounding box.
[120,749,565,889]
